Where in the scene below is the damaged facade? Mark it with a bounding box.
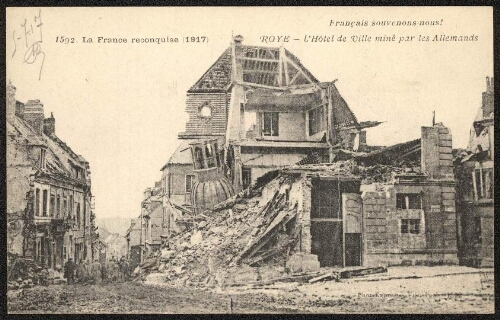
[131,36,490,278]
[454,77,494,267]
[220,121,458,272]
[7,83,98,272]
[134,35,380,256]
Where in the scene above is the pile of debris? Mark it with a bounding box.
[138,161,404,287]
[137,173,302,287]
[7,255,66,290]
[286,159,421,184]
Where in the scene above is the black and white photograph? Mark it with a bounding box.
[5,6,494,314]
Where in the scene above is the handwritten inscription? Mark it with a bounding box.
[12,9,45,80]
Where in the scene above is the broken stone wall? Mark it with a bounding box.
[7,125,35,256]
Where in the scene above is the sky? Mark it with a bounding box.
[6,7,493,221]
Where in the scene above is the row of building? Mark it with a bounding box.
[125,35,493,270]
[7,83,102,270]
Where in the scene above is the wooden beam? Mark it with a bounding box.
[289,71,301,86]
[242,57,279,63]
[284,56,314,84]
[243,69,278,74]
[235,81,286,91]
[308,272,340,284]
[280,46,289,86]
[266,48,276,59]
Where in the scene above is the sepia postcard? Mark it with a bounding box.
[6,6,494,314]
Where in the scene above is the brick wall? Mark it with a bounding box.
[182,93,229,137]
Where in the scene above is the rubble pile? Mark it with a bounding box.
[139,173,302,287]
[138,161,412,287]
[7,255,66,290]
[286,159,419,184]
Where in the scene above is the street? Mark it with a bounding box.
[8,267,494,314]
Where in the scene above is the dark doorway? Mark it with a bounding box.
[242,167,252,190]
[311,221,343,267]
[311,180,341,219]
[345,233,362,266]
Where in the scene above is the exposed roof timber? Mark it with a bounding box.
[284,55,315,85]
[266,48,276,59]
[355,138,421,165]
[242,57,279,62]
[337,121,383,131]
[243,69,279,74]
[289,70,302,86]
[238,81,287,91]
[280,46,290,86]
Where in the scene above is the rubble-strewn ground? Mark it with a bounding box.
[8,266,494,314]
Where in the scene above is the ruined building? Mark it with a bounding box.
[233,122,458,270]
[145,121,462,284]
[7,83,98,270]
[147,35,380,248]
[455,77,494,267]
[131,37,480,271]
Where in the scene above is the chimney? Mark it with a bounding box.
[232,35,244,82]
[421,123,454,180]
[43,112,55,135]
[482,76,494,118]
[24,99,45,135]
[6,82,17,120]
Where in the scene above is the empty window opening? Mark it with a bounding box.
[396,193,422,209]
[245,111,257,138]
[475,168,493,200]
[50,194,56,217]
[63,198,67,218]
[205,144,215,168]
[199,103,213,118]
[69,195,73,217]
[35,188,40,216]
[185,175,195,193]
[309,106,325,136]
[76,204,81,229]
[194,147,204,170]
[42,190,48,217]
[56,195,61,218]
[262,112,279,137]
